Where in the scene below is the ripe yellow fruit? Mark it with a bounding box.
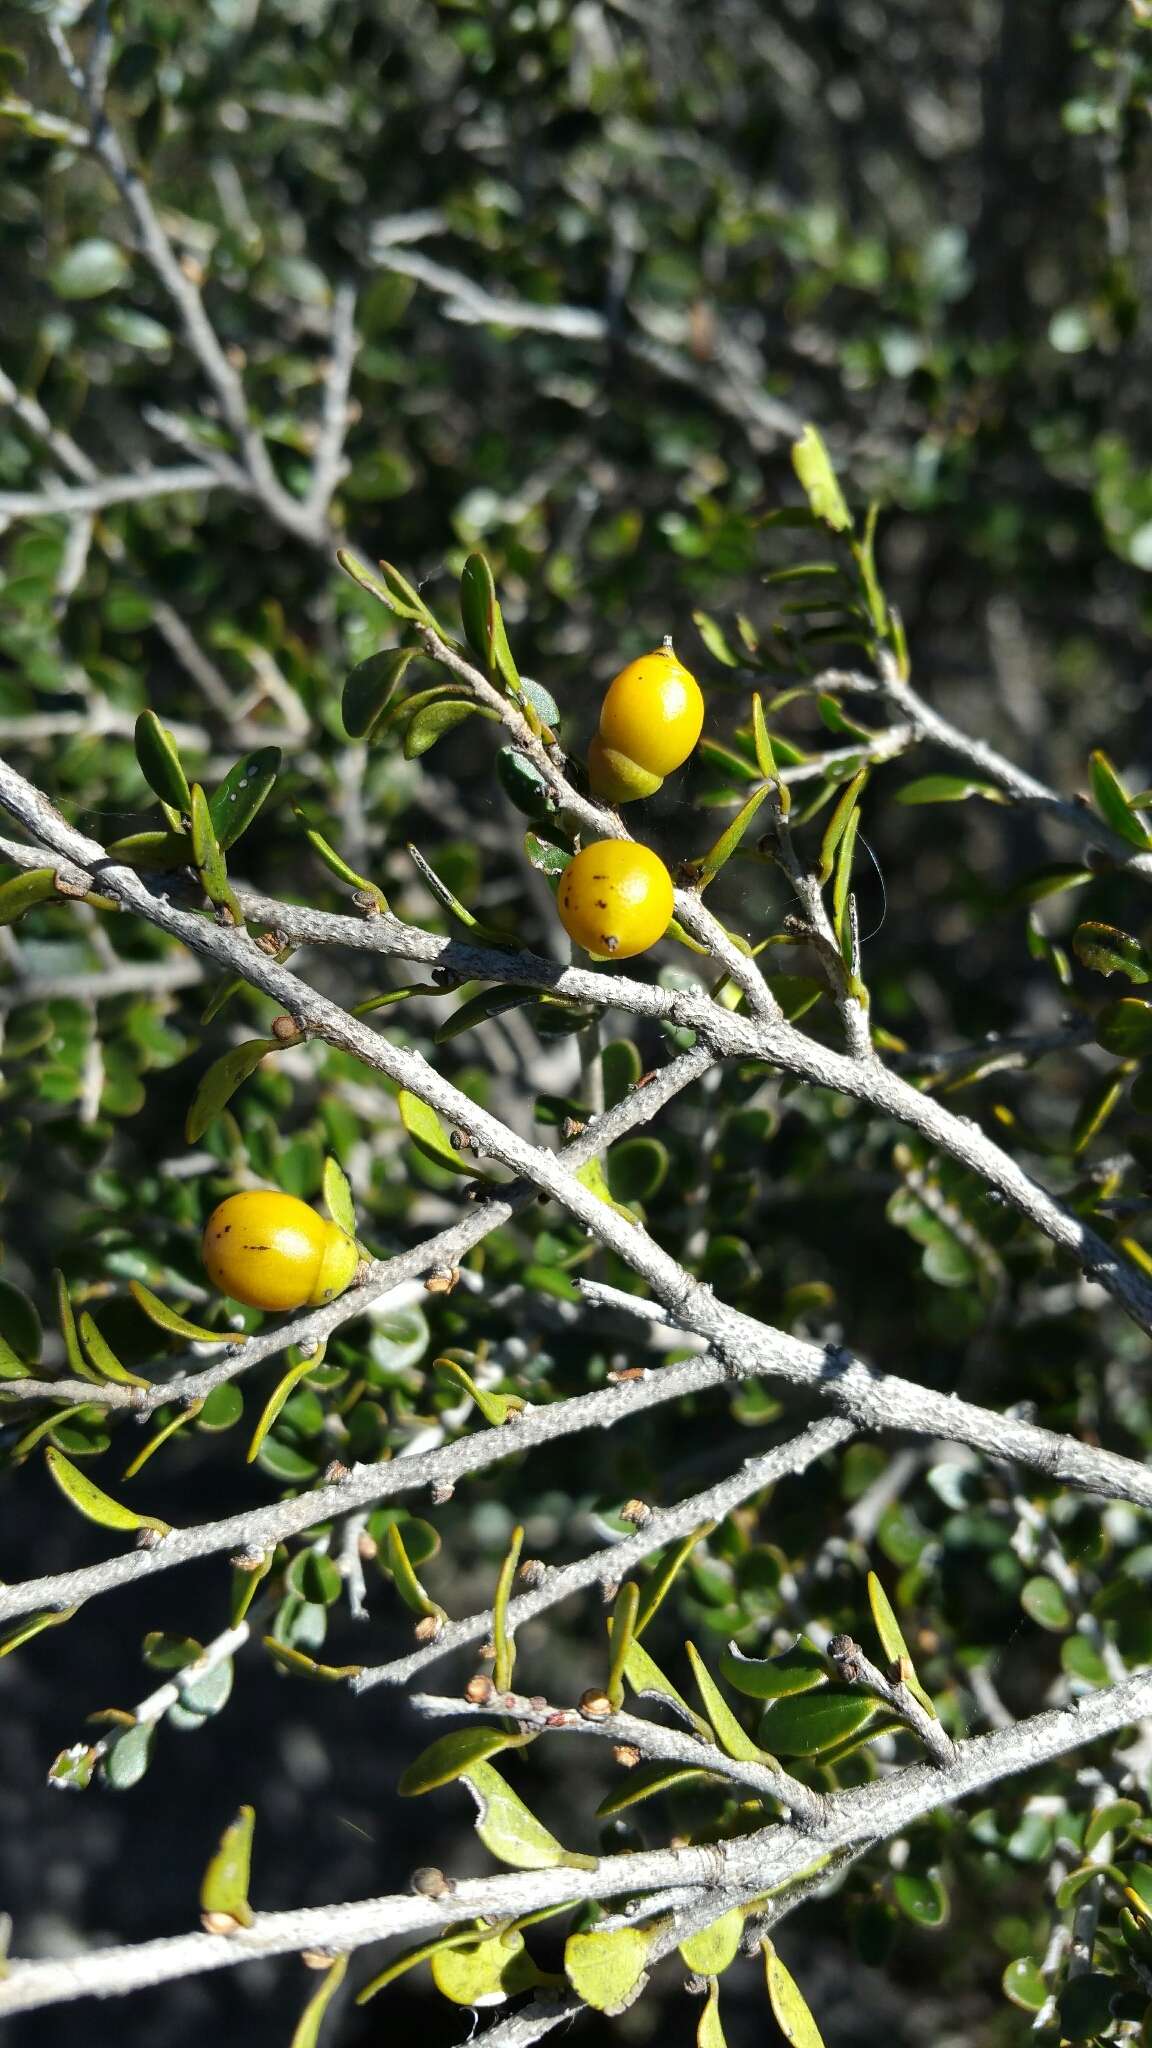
[201,1190,359,1312]
[588,644,704,803]
[557,840,675,960]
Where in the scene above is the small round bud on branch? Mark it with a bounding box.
[465,1675,495,1706]
[619,1498,653,1527]
[409,1867,455,1899]
[579,1689,614,1722]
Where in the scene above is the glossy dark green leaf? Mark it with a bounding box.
[1057,1972,1119,2040]
[1089,749,1152,848]
[403,698,492,757]
[190,784,241,921]
[399,1728,531,1796]
[209,749,280,850]
[759,1686,876,1756]
[342,647,418,738]
[497,746,554,818]
[720,1637,827,1700]
[186,1038,277,1143]
[435,986,537,1044]
[1097,998,1152,1057]
[336,550,432,622]
[460,552,521,696]
[134,710,191,814]
[605,1138,669,1204]
[0,1280,41,1364]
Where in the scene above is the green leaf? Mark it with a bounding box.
[399,1729,532,1797]
[435,986,537,1043]
[697,783,773,888]
[1097,997,1152,1057]
[605,1137,669,1205]
[398,1088,487,1178]
[0,1606,78,1660]
[355,1927,497,2004]
[605,1580,640,1711]
[186,1038,277,1143]
[493,1522,524,1692]
[634,1526,711,1636]
[122,1403,202,1477]
[190,784,241,922]
[460,552,522,697]
[685,1643,777,1767]
[1020,1575,1071,1632]
[831,805,860,952]
[432,1928,545,2007]
[694,612,741,667]
[497,746,555,819]
[1089,749,1152,849]
[289,1954,348,2048]
[1086,1800,1142,1853]
[434,1354,524,1426]
[263,1640,362,1681]
[102,1721,154,1790]
[720,1637,827,1700]
[893,1870,949,1927]
[564,1925,656,2014]
[1058,1972,1120,2040]
[406,843,508,942]
[679,1908,745,1978]
[760,1687,876,1756]
[1074,921,1152,984]
[751,694,777,780]
[896,774,1004,806]
[297,812,387,911]
[791,425,851,534]
[79,1312,150,1388]
[403,698,492,757]
[45,1447,171,1535]
[596,1762,713,1816]
[322,1156,357,1237]
[463,1761,591,1870]
[54,1271,101,1385]
[623,1638,710,1736]
[1071,1070,1126,1154]
[0,1280,41,1365]
[866,1571,936,1715]
[342,647,418,739]
[209,749,280,850]
[129,1281,231,1345]
[764,1942,826,2046]
[200,1805,255,1929]
[335,550,432,622]
[0,869,60,925]
[52,237,130,300]
[242,1351,323,1466]
[134,710,191,815]
[818,769,868,884]
[385,1521,445,1621]
[698,1979,728,2046]
[1001,1957,1047,2012]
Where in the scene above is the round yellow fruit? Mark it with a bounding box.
[557,840,675,960]
[592,644,704,793]
[201,1190,359,1312]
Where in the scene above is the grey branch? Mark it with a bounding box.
[410,1688,827,1821]
[0,465,228,519]
[352,1417,855,1692]
[4,1666,1151,2018]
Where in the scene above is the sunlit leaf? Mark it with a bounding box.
[45,1447,171,1535]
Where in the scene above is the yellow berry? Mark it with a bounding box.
[557,840,675,960]
[586,735,663,805]
[595,645,703,785]
[201,1190,359,1312]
